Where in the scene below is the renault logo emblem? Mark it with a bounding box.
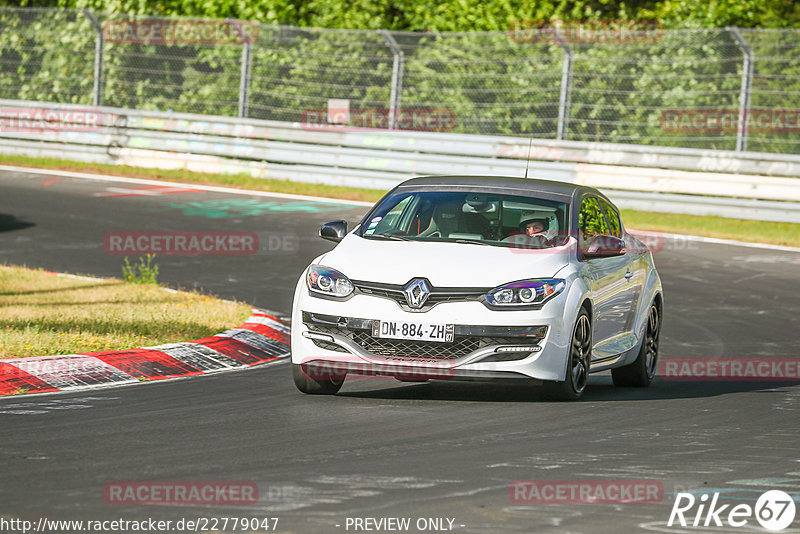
[403,279,431,309]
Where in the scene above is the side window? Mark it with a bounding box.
[599,199,622,238]
[578,197,609,252]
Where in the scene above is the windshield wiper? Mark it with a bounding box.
[363,233,414,241]
[453,239,492,246]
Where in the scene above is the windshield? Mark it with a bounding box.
[358,191,570,248]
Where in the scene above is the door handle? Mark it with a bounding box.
[624,269,633,279]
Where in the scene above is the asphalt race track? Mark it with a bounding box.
[1,168,800,534]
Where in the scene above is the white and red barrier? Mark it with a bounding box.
[0,310,290,396]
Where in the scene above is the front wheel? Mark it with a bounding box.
[544,308,591,401]
[612,302,661,387]
[292,363,345,395]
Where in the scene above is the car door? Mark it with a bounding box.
[599,198,645,335]
[577,196,636,357]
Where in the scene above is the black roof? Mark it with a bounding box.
[395,175,596,202]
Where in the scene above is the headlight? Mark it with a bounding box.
[307,265,354,298]
[486,279,565,307]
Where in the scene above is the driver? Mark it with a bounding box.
[520,217,548,236]
[504,217,553,249]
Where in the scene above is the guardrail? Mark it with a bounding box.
[1,99,799,222]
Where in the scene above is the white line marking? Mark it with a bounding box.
[636,230,800,253]
[0,164,372,206]
[4,163,797,250]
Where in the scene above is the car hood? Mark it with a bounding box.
[318,234,573,288]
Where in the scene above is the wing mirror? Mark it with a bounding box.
[319,220,347,243]
[584,235,626,259]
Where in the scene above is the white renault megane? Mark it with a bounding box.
[291,176,663,400]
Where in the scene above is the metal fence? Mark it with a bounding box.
[1,7,800,154]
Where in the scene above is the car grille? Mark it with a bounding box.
[351,330,477,359]
[352,280,487,311]
[307,324,538,360]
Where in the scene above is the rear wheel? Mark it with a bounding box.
[544,308,591,401]
[292,363,345,395]
[612,302,661,387]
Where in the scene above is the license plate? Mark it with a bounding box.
[372,320,454,343]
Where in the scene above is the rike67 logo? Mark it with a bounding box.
[668,490,796,531]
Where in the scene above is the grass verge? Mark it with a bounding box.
[0,265,252,359]
[622,210,800,247]
[1,154,799,247]
[0,154,384,203]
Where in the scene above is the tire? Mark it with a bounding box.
[544,308,591,401]
[612,302,661,387]
[292,363,345,395]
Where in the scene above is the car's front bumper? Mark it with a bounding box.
[291,280,576,382]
